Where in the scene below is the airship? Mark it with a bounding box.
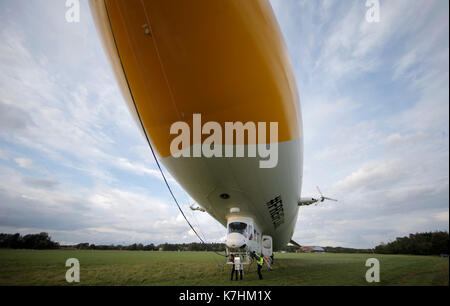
[89,0,335,265]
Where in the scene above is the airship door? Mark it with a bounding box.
[262,235,273,259]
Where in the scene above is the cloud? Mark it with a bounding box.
[333,160,402,193]
[0,164,224,244]
[13,158,33,169]
[0,102,34,131]
[273,0,449,248]
[22,177,58,190]
[0,0,447,248]
[0,1,227,245]
[114,157,176,183]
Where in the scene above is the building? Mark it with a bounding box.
[300,246,326,253]
[312,246,325,253]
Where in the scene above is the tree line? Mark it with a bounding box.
[0,233,226,252]
[1,231,448,255]
[70,242,226,252]
[0,232,59,249]
[277,244,373,253]
[374,231,449,255]
[324,246,373,253]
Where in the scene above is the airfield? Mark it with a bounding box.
[0,249,447,286]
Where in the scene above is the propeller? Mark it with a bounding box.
[316,186,338,202]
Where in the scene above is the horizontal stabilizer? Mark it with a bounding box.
[289,239,302,248]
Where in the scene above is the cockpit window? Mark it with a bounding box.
[228,222,247,235]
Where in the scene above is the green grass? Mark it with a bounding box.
[0,249,447,286]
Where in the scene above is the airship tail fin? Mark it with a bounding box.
[290,239,302,248]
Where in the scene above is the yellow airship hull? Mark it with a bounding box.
[90,0,303,250]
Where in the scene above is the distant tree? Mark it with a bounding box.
[324,246,372,254]
[4,233,23,249]
[0,232,58,249]
[431,231,449,254]
[127,243,137,251]
[143,244,155,251]
[375,231,449,255]
[76,243,90,250]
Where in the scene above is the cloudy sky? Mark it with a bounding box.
[0,0,448,248]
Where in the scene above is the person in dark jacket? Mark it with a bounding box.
[252,251,263,280]
[230,254,238,281]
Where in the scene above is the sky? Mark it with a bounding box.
[0,0,448,248]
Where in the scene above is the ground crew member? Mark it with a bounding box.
[230,254,237,281]
[235,255,243,280]
[252,251,263,280]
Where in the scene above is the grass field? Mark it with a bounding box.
[0,249,448,286]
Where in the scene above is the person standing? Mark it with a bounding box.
[235,255,243,280]
[252,251,263,280]
[230,254,237,281]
